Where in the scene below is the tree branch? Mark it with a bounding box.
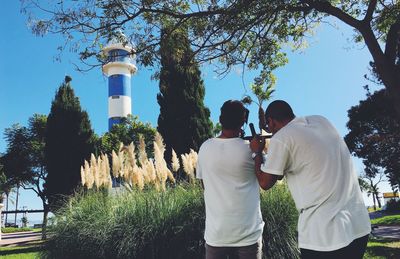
[363,0,377,23]
[21,185,39,196]
[301,0,362,29]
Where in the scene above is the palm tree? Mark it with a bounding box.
[359,169,385,211]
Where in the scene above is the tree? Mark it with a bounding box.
[359,165,385,211]
[1,124,31,225]
[1,114,51,239]
[23,1,400,115]
[212,122,222,137]
[45,76,96,210]
[2,125,31,185]
[0,162,14,225]
[97,115,157,157]
[0,166,8,203]
[157,26,213,171]
[242,74,276,133]
[27,114,50,239]
[345,88,400,190]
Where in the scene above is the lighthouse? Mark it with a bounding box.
[102,32,137,130]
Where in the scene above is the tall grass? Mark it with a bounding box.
[43,184,205,259]
[261,182,299,259]
[45,133,298,258]
[42,182,299,259]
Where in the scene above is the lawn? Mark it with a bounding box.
[364,237,400,259]
[0,242,43,259]
[371,215,400,226]
[368,207,382,213]
[2,227,33,233]
[0,234,399,259]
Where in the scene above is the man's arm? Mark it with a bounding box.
[253,153,282,190]
[251,137,283,190]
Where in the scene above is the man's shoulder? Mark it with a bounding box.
[199,138,249,152]
[306,115,329,122]
[199,138,217,151]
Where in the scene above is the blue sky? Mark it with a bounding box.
[0,2,388,224]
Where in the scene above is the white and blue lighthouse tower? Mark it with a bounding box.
[102,33,137,130]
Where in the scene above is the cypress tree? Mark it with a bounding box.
[45,76,95,209]
[157,27,213,169]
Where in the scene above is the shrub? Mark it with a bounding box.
[42,184,205,259]
[385,199,400,213]
[42,182,299,259]
[261,182,299,259]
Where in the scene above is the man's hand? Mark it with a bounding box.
[250,136,265,153]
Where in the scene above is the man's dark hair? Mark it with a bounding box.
[265,100,295,122]
[219,100,247,130]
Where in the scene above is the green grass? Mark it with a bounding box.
[371,215,400,226]
[368,207,382,213]
[1,227,35,233]
[364,238,400,259]
[0,242,43,259]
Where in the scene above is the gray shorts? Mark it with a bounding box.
[205,239,263,259]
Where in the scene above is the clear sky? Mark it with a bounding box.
[0,2,388,224]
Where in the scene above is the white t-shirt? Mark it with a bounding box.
[196,137,264,247]
[261,116,371,251]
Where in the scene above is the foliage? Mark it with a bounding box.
[365,238,400,259]
[41,182,299,259]
[45,76,96,210]
[1,114,49,238]
[22,0,400,114]
[0,169,8,201]
[1,125,32,185]
[21,216,29,228]
[42,184,205,259]
[385,199,400,213]
[211,122,222,137]
[242,74,276,132]
[157,26,213,168]
[345,89,400,190]
[97,115,156,157]
[361,166,385,210]
[260,182,299,259]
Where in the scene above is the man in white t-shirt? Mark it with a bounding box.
[196,100,264,259]
[250,100,371,259]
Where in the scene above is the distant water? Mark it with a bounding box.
[2,212,54,228]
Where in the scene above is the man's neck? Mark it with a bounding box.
[219,129,241,139]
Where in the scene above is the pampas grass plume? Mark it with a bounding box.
[112,150,120,178]
[138,135,148,165]
[171,149,180,172]
[80,166,86,187]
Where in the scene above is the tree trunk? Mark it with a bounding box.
[14,185,19,225]
[359,26,400,117]
[41,203,49,240]
[374,191,382,208]
[376,66,400,118]
[5,193,8,224]
[372,193,377,211]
